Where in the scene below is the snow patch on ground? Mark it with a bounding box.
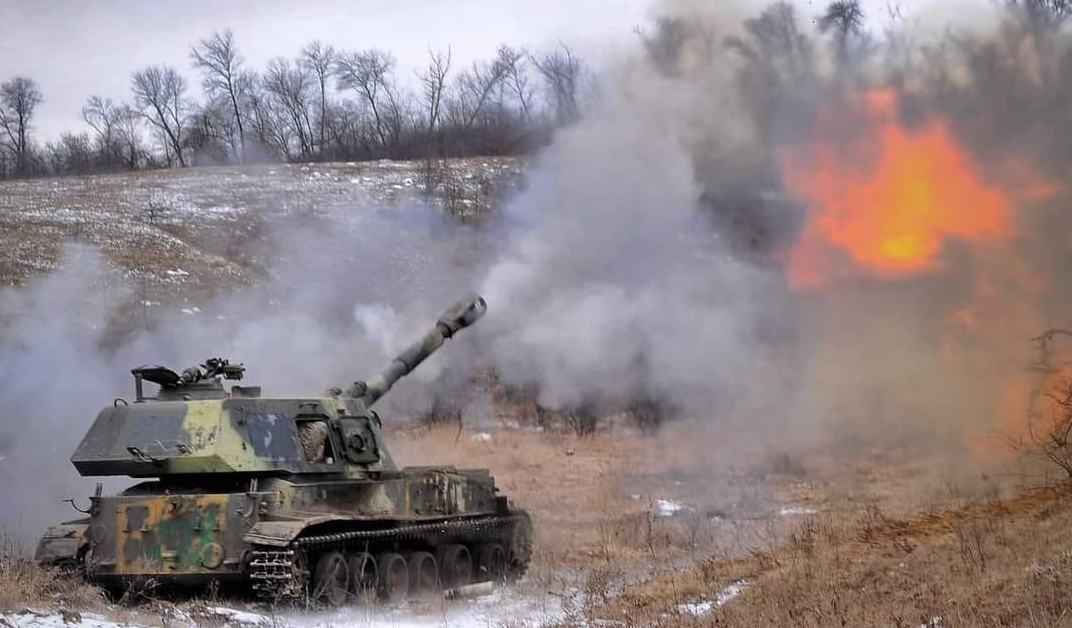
[716,580,749,605]
[0,158,525,292]
[471,432,492,442]
[0,588,566,628]
[778,506,819,516]
[205,606,271,625]
[676,580,749,616]
[677,600,714,615]
[655,499,684,517]
[2,610,132,628]
[282,588,565,628]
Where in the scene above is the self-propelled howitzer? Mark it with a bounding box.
[36,295,532,605]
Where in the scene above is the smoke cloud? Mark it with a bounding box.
[478,65,797,426]
[0,204,485,539]
[5,0,1072,544]
[475,0,1072,459]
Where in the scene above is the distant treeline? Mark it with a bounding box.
[0,34,588,179]
[3,0,1069,180]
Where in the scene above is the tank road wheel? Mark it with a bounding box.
[376,552,409,602]
[435,544,472,590]
[406,551,440,598]
[475,543,507,583]
[347,552,378,604]
[507,511,534,581]
[312,551,349,607]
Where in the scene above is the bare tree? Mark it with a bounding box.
[419,47,452,140]
[186,97,238,164]
[246,80,293,161]
[726,3,816,145]
[300,41,337,156]
[335,49,400,151]
[82,96,129,167]
[727,2,815,80]
[1010,329,1072,480]
[131,65,189,167]
[499,45,533,121]
[264,58,315,158]
[531,43,584,125]
[1008,0,1072,18]
[114,104,144,170]
[640,17,718,76]
[47,132,93,175]
[191,29,248,162]
[454,54,512,130]
[819,0,870,63]
[0,77,43,176]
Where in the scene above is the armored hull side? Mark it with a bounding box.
[61,469,530,595]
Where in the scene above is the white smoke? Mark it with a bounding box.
[479,87,797,419]
[9,0,1067,548]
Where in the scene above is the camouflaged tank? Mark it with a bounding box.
[35,295,533,605]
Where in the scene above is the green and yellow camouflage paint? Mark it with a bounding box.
[35,295,533,598]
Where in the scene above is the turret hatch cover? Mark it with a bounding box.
[132,365,181,387]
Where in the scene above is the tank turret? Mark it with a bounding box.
[68,295,488,479]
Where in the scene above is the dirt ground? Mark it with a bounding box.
[385,422,1072,628]
[3,163,1072,626]
[3,420,1070,627]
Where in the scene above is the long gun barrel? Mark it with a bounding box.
[347,294,487,406]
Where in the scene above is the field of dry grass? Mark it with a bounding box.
[0,553,104,613]
[3,419,1071,627]
[3,162,1072,626]
[390,423,1072,628]
[550,446,1072,628]
[591,484,1072,626]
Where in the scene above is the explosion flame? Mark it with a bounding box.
[779,89,1011,288]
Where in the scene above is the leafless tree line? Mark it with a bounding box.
[6,0,1069,180]
[0,30,588,179]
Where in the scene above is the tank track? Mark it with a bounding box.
[249,549,302,599]
[250,514,530,602]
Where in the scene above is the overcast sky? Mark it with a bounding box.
[1,0,918,141]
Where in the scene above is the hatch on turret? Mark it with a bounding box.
[132,365,181,387]
[132,358,244,402]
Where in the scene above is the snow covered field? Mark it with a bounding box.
[1,587,569,628]
[0,158,523,300]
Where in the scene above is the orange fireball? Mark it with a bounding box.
[779,89,1011,288]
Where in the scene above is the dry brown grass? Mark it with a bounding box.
[5,422,1063,627]
[389,424,1013,601]
[390,421,1072,628]
[390,424,652,569]
[0,539,105,612]
[586,481,1072,627]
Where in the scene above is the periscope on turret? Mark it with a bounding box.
[34,294,532,605]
